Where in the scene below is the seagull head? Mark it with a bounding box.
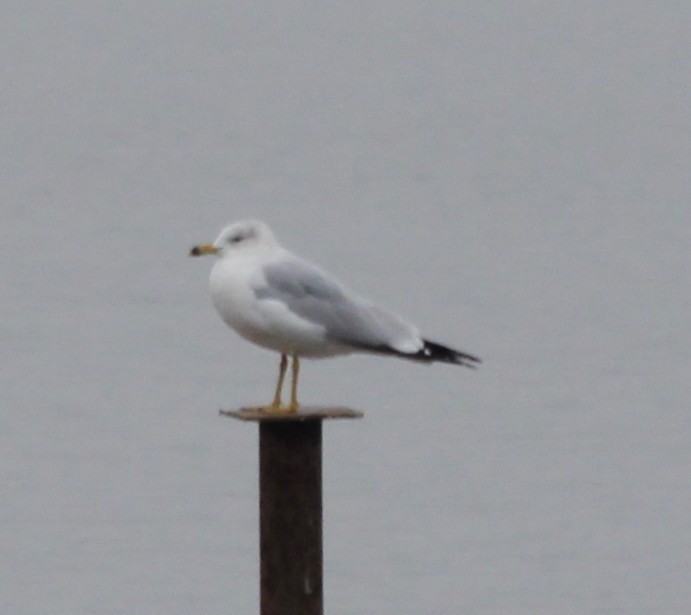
[190,220,278,258]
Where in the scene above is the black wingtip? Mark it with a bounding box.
[350,339,481,367]
[418,339,481,367]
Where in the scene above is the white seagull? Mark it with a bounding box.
[190,220,480,413]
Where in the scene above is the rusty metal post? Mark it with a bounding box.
[221,407,363,615]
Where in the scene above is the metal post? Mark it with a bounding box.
[221,407,363,615]
[260,419,322,614]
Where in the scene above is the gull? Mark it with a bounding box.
[190,220,480,412]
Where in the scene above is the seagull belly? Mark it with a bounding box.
[250,297,349,357]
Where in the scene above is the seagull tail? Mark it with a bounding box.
[413,339,482,368]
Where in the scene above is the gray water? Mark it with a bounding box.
[3,3,690,613]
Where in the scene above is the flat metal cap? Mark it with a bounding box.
[220,406,364,422]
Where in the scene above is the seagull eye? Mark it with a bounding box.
[228,234,243,244]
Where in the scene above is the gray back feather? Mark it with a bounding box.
[254,258,417,350]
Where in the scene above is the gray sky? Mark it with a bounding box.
[2,3,690,613]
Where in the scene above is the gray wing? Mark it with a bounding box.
[253,257,421,353]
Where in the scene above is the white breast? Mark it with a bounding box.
[210,257,263,337]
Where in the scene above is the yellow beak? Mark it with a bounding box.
[189,243,220,257]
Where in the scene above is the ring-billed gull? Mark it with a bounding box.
[190,220,480,413]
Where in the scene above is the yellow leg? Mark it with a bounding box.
[289,355,300,411]
[269,354,288,410]
[257,353,300,414]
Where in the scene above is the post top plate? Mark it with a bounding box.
[220,406,364,422]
